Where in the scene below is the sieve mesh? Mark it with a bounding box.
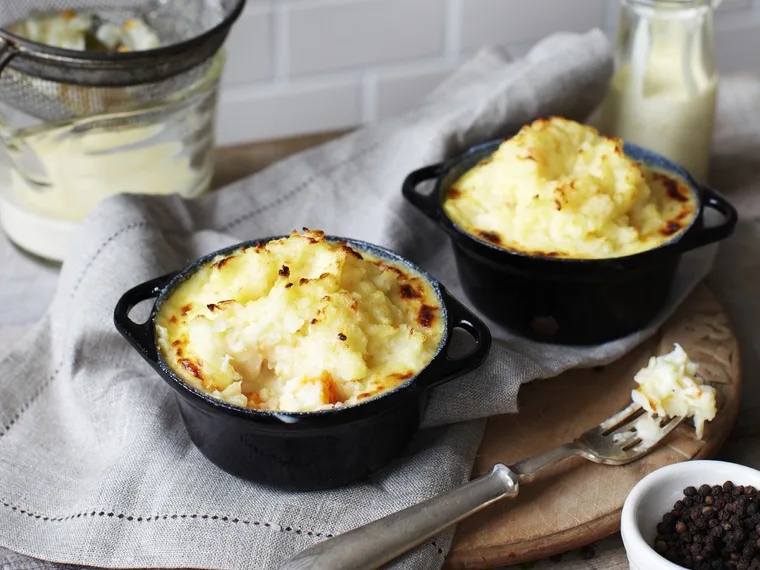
[0,0,243,121]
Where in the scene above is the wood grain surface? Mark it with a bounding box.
[445,285,740,569]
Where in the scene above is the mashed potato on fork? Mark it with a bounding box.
[156,230,444,413]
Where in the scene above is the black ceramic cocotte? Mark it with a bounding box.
[403,140,738,345]
[114,236,491,490]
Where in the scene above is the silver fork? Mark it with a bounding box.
[281,403,683,570]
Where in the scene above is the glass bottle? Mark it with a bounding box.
[601,0,718,182]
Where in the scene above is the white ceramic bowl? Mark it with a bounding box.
[621,460,760,569]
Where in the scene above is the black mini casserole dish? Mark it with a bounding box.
[114,236,491,490]
[403,140,738,345]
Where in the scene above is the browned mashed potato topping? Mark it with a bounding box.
[155,230,445,413]
[443,117,697,259]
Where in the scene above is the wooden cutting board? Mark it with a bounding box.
[212,133,741,570]
[445,284,740,568]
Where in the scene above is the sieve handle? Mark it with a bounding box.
[0,36,18,74]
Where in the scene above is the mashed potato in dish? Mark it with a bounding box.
[155,230,444,413]
[443,117,697,259]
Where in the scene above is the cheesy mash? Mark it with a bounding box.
[631,343,717,442]
[155,230,444,413]
[443,117,697,259]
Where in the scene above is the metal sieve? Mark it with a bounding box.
[0,0,245,121]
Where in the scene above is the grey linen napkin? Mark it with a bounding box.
[0,29,716,570]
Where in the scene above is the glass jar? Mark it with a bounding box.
[600,0,718,182]
[0,51,224,261]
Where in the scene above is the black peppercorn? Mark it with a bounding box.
[656,481,760,570]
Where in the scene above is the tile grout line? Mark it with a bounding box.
[272,0,289,83]
[361,71,378,124]
[444,0,462,62]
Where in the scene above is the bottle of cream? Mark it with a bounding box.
[601,0,719,183]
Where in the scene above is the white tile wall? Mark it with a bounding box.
[459,0,607,50]
[222,6,273,85]
[217,0,760,145]
[285,0,446,75]
[217,76,362,142]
